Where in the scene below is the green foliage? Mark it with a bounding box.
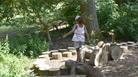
[0,0,138,42]
[111,2,138,41]
[0,53,33,77]
[0,37,33,77]
[0,0,81,31]
[61,0,80,26]
[0,35,10,54]
[96,0,138,41]
[96,0,119,30]
[9,34,49,57]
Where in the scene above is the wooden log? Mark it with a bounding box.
[120,42,127,46]
[34,59,51,70]
[81,45,99,65]
[47,68,60,76]
[84,51,91,59]
[116,43,122,46]
[127,41,135,45]
[105,43,114,61]
[30,64,39,76]
[39,55,50,60]
[91,46,100,51]
[33,59,47,67]
[82,50,95,64]
[110,45,123,60]
[38,60,65,76]
[81,45,96,61]
[62,52,72,59]
[128,45,137,49]
[120,46,128,52]
[127,41,136,49]
[50,50,59,52]
[71,51,77,56]
[32,59,67,76]
[38,69,49,76]
[89,53,96,66]
[41,51,51,59]
[42,51,51,55]
[60,65,71,75]
[135,42,138,47]
[59,49,68,52]
[68,47,76,56]
[68,47,76,50]
[52,52,62,60]
[32,59,51,76]
[95,43,110,66]
[96,41,104,48]
[37,68,60,76]
[65,60,105,77]
[49,50,59,57]
[36,75,86,77]
[81,45,93,59]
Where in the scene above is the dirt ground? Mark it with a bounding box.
[101,47,138,77]
[50,37,74,50]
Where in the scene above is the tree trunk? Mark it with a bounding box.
[80,0,99,34]
[80,0,99,45]
[80,2,87,25]
[87,0,99,32]
[39,19,52,43]
[46,30,52,43]
[36,13,52,43]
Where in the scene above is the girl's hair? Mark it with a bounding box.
[76,16,84,25]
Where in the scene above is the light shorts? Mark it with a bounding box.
[74,41,84,48]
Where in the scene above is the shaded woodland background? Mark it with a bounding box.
[0,0,138,77]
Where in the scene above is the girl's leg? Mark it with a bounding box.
[76,48,81,62]
[74,41,82,62]
[79,42,85,62]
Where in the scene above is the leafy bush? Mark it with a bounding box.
[0,35,10,54]
[97,0,138,41]
[9,33,49,57]
[96,0,119,30]
[111,3,138,41]
[0,37,33,77]
[0,53,33,77]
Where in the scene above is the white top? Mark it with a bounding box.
[72,24,86,42]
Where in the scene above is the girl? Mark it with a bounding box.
[63,16,89,62]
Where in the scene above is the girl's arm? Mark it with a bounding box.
[63,25,76,38]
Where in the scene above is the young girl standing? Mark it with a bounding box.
[63,16,89,62]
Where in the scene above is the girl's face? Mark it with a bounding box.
[76,20,79,23]
[76,17,83,24]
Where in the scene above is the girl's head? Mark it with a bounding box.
[75,16,84,25]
